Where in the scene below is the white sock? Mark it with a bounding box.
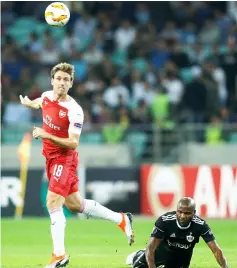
[80,199,122,224]
[49,207,66,257]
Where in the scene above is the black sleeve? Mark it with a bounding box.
[151,216,165,239]
[201,222,215,243]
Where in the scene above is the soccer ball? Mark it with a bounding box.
[45,2,70,27]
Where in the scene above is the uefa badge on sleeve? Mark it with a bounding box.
[74,123,82,129]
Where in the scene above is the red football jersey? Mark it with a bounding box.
[40,91,84,159]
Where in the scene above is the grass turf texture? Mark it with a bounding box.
[1,218,237,268]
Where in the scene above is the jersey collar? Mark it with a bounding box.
[176,219,191,230]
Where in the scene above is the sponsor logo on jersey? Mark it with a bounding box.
[147,165,184,216]
[74,123,82,128]
[167,239,192,249]
[59,110,66,118]
[186,232,195,242]
[43,115,60,130]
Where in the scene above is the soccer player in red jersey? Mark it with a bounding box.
[19,63,134,268]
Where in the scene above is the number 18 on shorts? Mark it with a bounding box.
[46,153,79,197]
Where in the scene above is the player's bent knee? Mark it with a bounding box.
[46,191,65,209]
[64,200,83,213]
[65,204,79,213]
[64,192,83,213]
[47,199,59,209]
[132,250,147,268]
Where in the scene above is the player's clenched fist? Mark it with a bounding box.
[32,126,49,139]
[19,95,32,107]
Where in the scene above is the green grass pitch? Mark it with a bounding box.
[1,217,237,268]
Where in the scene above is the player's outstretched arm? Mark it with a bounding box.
[145,237,162,268]
[19,95,42,109]
[207,240,228,268]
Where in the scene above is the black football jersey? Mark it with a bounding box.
[151,211,215,267]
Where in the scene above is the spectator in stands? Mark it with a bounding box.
[85,73,105,94]
[193,2,212,27]
[181,67,207,124]
[27,32,43,54]
[161,65,184,119]
[3,93,32,125]
[19,67,34,95]
[144,63,157,87]
[151,85,170,127]
[101,19,115,54]
[73,82,90,109]
[143,81,156,105]
[93,58,117,85]
[205,115,224,144]
[71,52,88,81]
[73,11,97,43]
[168,40,191,68]
[134,3,150,25]
[169,2,194,27]
[130,72,145,105]
[187,42,209,65]
[132,99,151,125]
[115,20,136,51]
[2,35,19,62]
[118,106,131,129]
[35,67,51,91]
[179,22,197,45]
[1,1,15,28]
[161,21,180,40]
[227,1,237,23]
[91,94,105,122]
[82,109,93,132]
[150,39,170,70]
[199,19,220,45]
[214,9,233,45]
[1,74,13,103]
[39,31,60,65]
[61,29,80,58]
[104,76,130,108]
[202,63,220,119]
[83,41,104,65]
[219,37,237,108]
[209,57,228,106]
[103,113,126,144]
[3,52,25,81]
[220,107,237,124]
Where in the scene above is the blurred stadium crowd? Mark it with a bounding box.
[2,1,237,135]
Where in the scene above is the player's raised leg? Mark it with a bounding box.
[45,190,69,268]
[65,191,135,245]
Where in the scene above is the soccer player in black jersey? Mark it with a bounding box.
[127,197,228,268]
